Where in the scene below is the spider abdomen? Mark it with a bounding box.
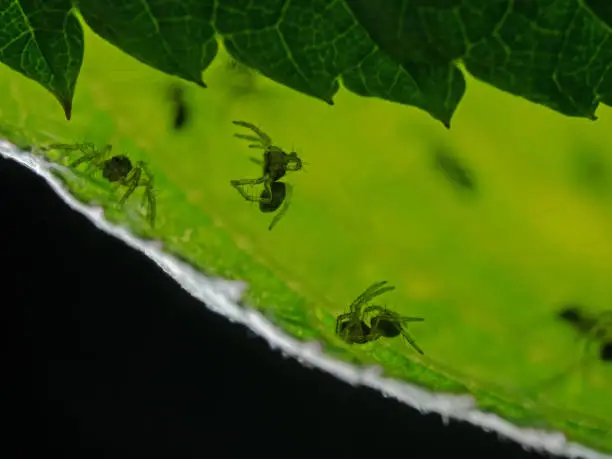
[259,182,286,212]
[371,317,402,338]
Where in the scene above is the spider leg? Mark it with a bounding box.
[363,305,386,316]
[136,161,156,189]
[46,142,97,155]
[399,317,425,323]
[234,134,263,143]
[350,282,395,313]
[69,144,112,168]
[260,181,274,204]
[249,157,264,166]
[118,167,142,205]
[399,329,425,355]
[232,120,272,147]
[69,152,102,169]
[335,313,353,336]
[231,177,265,202]
[144,183,157,228]
[268,182,293,231]
[131,161,157,228]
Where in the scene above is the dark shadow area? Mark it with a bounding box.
[570,145,610,196]
[167,84,191,132]
[2,154,552,458]
[432,146,477,194]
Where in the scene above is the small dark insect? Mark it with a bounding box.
[45,143,157,227]
[558,305,612,362]
[434,149,476,192]
[168,85,190,131]
[230,120,303,230]
[335,281,425,354]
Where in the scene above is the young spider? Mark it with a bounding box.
[336,281,395,345]
[230,120,303,230]
[46,143,157,228]
[558,305,612,362]
[335,281,425,354]
[530,305,612,393]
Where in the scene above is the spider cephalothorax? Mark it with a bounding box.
[102,154,133,182]
[335,281,425,354]
[45,143,157,227]
[230,120,303,230]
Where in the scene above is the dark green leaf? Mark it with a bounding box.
[341,50,463,128]
[75,0,460,126]
[585,0,612,104]
[345,0,612,120]
[0,0,83,119]
[4,0,612,125]
[217,1,460,125]
[77,0,217,88]
[585,0,612,32]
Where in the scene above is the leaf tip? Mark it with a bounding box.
[443,121,451,129]
[61,101,73,121]
[196,79,207,89]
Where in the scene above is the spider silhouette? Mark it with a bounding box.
[46,143,157,227]
[530,305,612,393]
[335,281,425,354]
[230,121,303,230]
[558,305,612,362]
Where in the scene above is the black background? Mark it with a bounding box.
[3,154,552,458]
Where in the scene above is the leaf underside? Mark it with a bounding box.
[0,0,83,119]
[1,0,612,124]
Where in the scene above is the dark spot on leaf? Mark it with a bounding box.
[600,342,612,362]
[433,148,476,192]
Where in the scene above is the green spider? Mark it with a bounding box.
[335,281,425,355]
[45,142,157,228]
[230,120,303,230]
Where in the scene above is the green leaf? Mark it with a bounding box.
[73,0,459,126]
[76,0,216,88]
[585,0,612,104]
[0,0,83,120]
[585,0,612,32]
[4,0,612,125]
[216,0,462,125]
[345,0,612,120]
